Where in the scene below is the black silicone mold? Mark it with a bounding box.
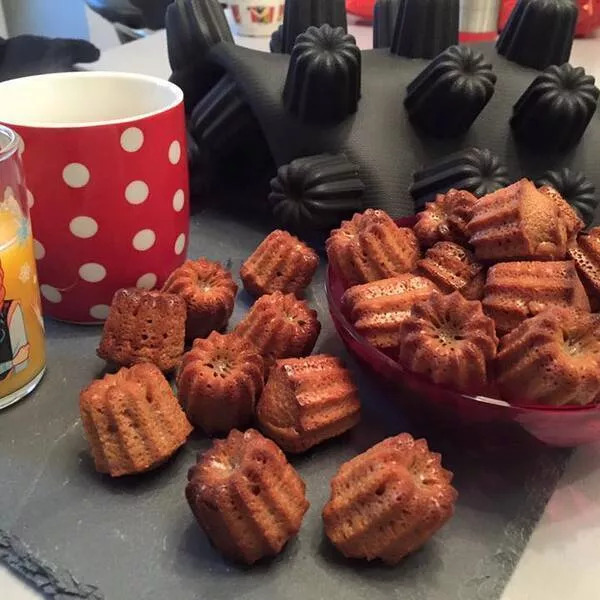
[537,167,599,227]
[186,129,210,200]
[405,45,497,137]
[165,0,232,72]
[410,147,511,210]
[283,24,361,124]
[511,63,600,152]
[166,0,600,227]
[189,75,265,159]
[269,154,365,231]
[270,25,284,53]
[496,0,577,70]
[272,0,348,54]
[373,0,401,49]
[187,129,202,168]
[390,0,459,59]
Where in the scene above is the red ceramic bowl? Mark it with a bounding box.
[326,218,600,447]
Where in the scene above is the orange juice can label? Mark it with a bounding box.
[0,189,45,409]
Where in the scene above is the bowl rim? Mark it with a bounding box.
[325,234,600,416]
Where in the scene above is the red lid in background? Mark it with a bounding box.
[347,0,600,40]
[499,0,600,38]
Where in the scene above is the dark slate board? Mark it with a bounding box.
[0,209,570,600]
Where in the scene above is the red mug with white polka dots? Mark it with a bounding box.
[0,72,189,323]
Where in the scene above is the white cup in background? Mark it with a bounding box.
[229,1,284,37]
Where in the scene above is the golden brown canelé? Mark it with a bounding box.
[398,291,498,393]
[496,308,600,407]
[341,274,438,355]
[234,291,321,365]
[97,288,186,372]
[240,230,319,297]
[256,355,361,453]
[162,258,238,340]
[177,332,264,435]
[568,227,600,309]
[326,209,420,286]
[186,429,309,564]
[482,261,591,334]
[322,433,457,564]
[468,179,567,261]
[417,241,485,300]
[538,185,584,243]
[413,188,477,248]
[79,363,192,477]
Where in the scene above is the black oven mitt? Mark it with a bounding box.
[0,35,100,82]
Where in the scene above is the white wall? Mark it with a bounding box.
[85,4,120,50]
[1,0,90,39]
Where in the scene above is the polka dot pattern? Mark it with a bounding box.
[169,140,182,165]
[90,304,110,320]
[69,216,98,239]
[63,163,90,188]
[30,107,188,322]
[125,180,149,205]
[41,285,62,304]
[79,263,107,283]
[174,233,186,255]
[132,229,156,251]
[137,273,158,290]
[120,127,144,152]
[173,189,185,212]
[33,239,45,260]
